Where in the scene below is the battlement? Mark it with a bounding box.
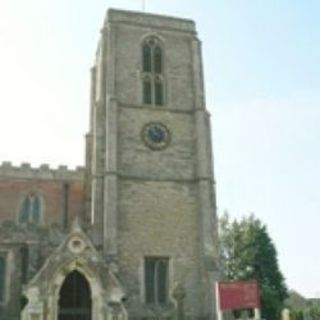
[105,8,196,34]
[0,162,85,181]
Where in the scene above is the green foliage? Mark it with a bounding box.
[306,305,320,320]
[291,306,320,320]
[219,212,288,320]
[290,310,304,320]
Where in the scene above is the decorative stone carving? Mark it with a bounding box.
[21,218,127,320]
[21,287,44,320]
[172,283,186,320]
[68,236,86,253]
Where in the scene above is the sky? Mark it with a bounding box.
[0,0,319,298]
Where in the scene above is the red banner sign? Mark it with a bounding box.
[218,280,260,311]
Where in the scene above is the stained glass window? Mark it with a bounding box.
[143,77,152,105]
[142,37,165,106]
[144,257,168,304]
[143,44,152,72]
[18,194,42,225]
[32,196,40,223]
[0,256,6,302]
[19,197,30,224]
[155,77,164,106]
[154,46,162,74]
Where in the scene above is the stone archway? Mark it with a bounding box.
[58,270,92,320]
[21,221,127,320]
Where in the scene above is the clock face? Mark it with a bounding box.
[142,123,170,150]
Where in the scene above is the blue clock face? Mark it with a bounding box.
[147,125,166,143]
[142,123,170,150]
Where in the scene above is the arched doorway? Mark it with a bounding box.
[58,270,92,320]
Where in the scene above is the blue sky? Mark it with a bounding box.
[0,0,319,297]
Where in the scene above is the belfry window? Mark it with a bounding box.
[18,193,42,225]
[142,37,165,106]
[143,43,152,72]
[154,46,162,74]
[144,257,169,304]
[154,76,164,106]
[143,76,152,105]
[0,256,6,303]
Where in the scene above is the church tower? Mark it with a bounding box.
[87,9,219,320]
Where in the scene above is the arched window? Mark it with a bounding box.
[142,37,165,106]
[143,43,152,73]
[18,193,42,225]
[143,76,152,105]
[154,76,164,106]
[154,46,162,74]
[0,256,6,302]
[145,257,169,304]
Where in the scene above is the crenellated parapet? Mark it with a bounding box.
[0,162,85,181]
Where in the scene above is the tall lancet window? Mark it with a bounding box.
[145,257,169,304]
[142,37,165,106]
[18,193,42,225]
[0,256,6,302]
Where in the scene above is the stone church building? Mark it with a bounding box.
[0,9,219,320]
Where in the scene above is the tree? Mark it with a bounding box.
[219,212,288,320]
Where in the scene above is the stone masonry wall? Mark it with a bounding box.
[102,10,213,319]
[118,179,206,319]
[118,107,196,180]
